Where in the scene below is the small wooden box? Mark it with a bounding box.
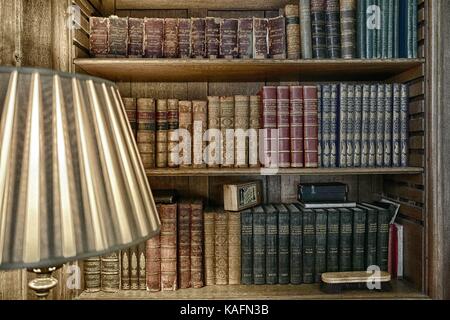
[223,181,262,211]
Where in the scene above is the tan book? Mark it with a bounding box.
[101,252,120,293]
[130,246,139,290]
[84,256,101,292]
[285,4,301,59]
[207,96,221,168]
[160,204,178,291]
[193,101,208,168]
[190,199,204,288]
[204,209,216,286]
[220,96,235,168]
[223,181,263,212]
[178,200,191,288]
[249,95,261,168]
[156,99,168,168]
[228,212,241,285]
[121,249,131,290]
[146,236,161,292]
[122,97,137,138]
[214,209,229,285]
[137,98,156,169]
[179,101,193,167]
[138,241,147,290]
[234,95,250,168]
[167,99,179,168]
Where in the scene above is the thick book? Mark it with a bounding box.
[277,86,291,167]
[130,247,139,290]
[285,4,301,59]
[298,182,348,202]
[143,18,164,58]
[303,86,319,168]
[238,18,253,58]
[137,98,156,169]
[206,17,221,58]
[314,209,328,283]
[167,99,179,168]
[160,204,178,291]
[330,84,339,167]
[146,235,161,291]
[220,19,238,59]
[340,0,356,59]
[178,200,191,288]
[101,252,120,292]
[121,249,131,290]
[207,96,221,168]
[352,207,367,271]
[220,96,235,167]
[228,211,242,285]
[235,95,250,168]
[191,199,204,288]
[299,202,357,209]
[179,101,193,167]
[290,86,304,168]
[164,18,179,58]
[400,84,409,167]
[356,0,366,58]
[128,18,144,57]
[354,85,363,167]
[215,209,229,285]
[339,84,348,167]
[123,97,137,137]
[358,204,378,268]
[301,207,316,284]
[276,204,290,284]
[260,87,278,168]
[268,16,287,59]
[108,16,128,57]
[138,242,147,290]
[265,204,278,284]
[299,0,313,59]
[252,206,266,284]
[346,85,355,167]
[361,85,371,167]
[191,18,206,58]
[204,209,215,286]
[339,208,353,272]
[156,99,168,168]
[384,84,393,166]
[193,101,208,168]
[249,96,261,167]
[178,19,192,58]
[368,85,378,167]
[288,204,303,284]
[89,17,108,57]
[241,209,253,285]
[310,0,327,59]
[376,84,386,167]
[84,257,101,292]
[325,0,341,59]
[253,18,269,59]
[326,208,340,272]
[321,85,332,168]
[392,84,401,167]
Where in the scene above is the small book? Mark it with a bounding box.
[191,18,206,58]
[252,206,266,284]
[314,209,328,283]
[146,235,161,291]
[234,95,250,168]
[238,18,253,59]
[128,18,144,57]
[220,19,239,59]
[167,99,180,168]
[340,0,357,59]
[303,86,319,168]
[223,181,262,212]
[287,204,303,284]
[156,99,168,168]
[190,199,204,288]
[241,209,253,285]
[249,96,260,167]
[178,200,191,288]
[207,96,221,168]
[84,256,101,292]
[326,208,340,272]
[89,17,108,57]
[192,101,208,168]
[121,249,131,290]
[311,0,327,59]
[253,18,269,59]
[299,0,313,59]
[298,182,348,203]
[204,209,216,286]
[325,0,341,59]
[298,202,357,209]
[285,4,301,59]
[277,86,291,167]
[179,101,193,167]
[178,18,192,58]
[163,18,179,58]
[268,16,287,59]
[206,17,221,58]
[137,98,156,169]
[101,252,120,292]
[143,18,164,58]
[215,209,229,285]
[220,96,235,167]
[108,16,128,57]
[290,86,304,168]
[228,211,242,285]
[160,204,178,291]
[264,204,278,284]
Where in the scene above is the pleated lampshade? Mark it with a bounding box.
[0,67,160,270]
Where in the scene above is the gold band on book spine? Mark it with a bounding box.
[285,5,301,59]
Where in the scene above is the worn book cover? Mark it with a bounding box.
[143,18,164,58]
[207,96,221,168]
[191,199,204,288]
[215,209,229,285]
[130,246,139,290]
[249,95,260,167]
[268,16,287,59]
[290,86,304,168]
[311,0,327,59]
[84,256,101,292]
[121,249,131,290]
[261,87,278,168]
[303,86,319,168]
[204,209,216,286]
[138,242,147,290]
[178,200,191,288]
[241,209,253,285]
[156,99,168,168]
[299,0,313,59]
[128,18,144,57]
[325,0,341,58]
[179,101,193,167]
[193,101,208,168]
[228,211,242,285]
[101,252,120,292]
[340,0,357,59]
[277,86,290,167]
[178,18,192,58]
[122,97,137,137]
[191,18,206,58]
[160,204,178,291]
[285,4,301,59]
[108,16,128,57]
[206,17,221,58]
[234,95,250,167]
[164,18,179,58]
[89,17,108,57]
[146,235,161,291]
[220,96,235,167]
[238,18,253,58]
[220,19,239,59]
[167,99,180,168]
[253,18,269,59]
[137,98,156,169]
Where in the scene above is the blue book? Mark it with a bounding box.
[346,85,355,167]
[392,84,402,167]
[322,85,332,168]
[276,204,290,284]
[354,85,363,167]
[288,204,302,284]
[400,84,409,166]
[264,205,278,284]
[357,0,367,59]
[361,85,371,167]
[376,84,385,167]
[241,209,253,285]
[339,84,348,167]
[384,84,393,166]
[252,206,266,284]
[410,0,418,58]
[368,84,378,167]
[330,84,339,167]
[399,0,408,58]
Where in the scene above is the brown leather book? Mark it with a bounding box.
[220,96,235,168]
[84,256,101,292]
[290,86,305,168]
[277,86,291,168]
[228,212,241,285]
[206,17,221,58]
[178,200,191,288]
[220,19,239,59]
[238,18,253,59]
[303,86,319,168]
[138,241,147,290]
[101,252,120,292]
[340,0,356,59]
[164,18,179,58]
[160,204,178,291]
[285,4,301,59]
[190,199,204,288]
[193,101,208,168]
[143,18,164,58]
[179,101,193,167]
[108,16,128,57]
[268,16,287,59]
[204,208,216,286]
[253,18,269,59]
[215,209,228,285]
[191,18,206,58]
[121,249,131,290]
[146,235,161,291]
[122,97,137,138]
[167,99,180,168]
[89,17,108,57]
[207,96,221,168]
[178,18,192,58]
[153,189,178,204]
[234,95,250,168]
[249,96,261,167]
[129,246,139,290]
[128,18,144,57]
[137,98,156,169]
[156,99,168,168]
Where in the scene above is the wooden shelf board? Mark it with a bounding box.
[74,58,425,82]
[116,0,292,10]
[145,167,424,177]
[77,280,428,300]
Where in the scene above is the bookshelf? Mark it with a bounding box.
[116,0,294,10]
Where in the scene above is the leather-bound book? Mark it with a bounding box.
[234,95,250,168]
[253,18,269,59]
[249,96,260,167]
[301,208,315,284]
[252,206,266,284]
[325,0,341,58]
[368,84,378,167]
[220,19,239,59]
[384,84,393,167]
[346,85,355,167]
[340,0,357,59]
[339,208,353,272]
[392,84,401,167]
[299,0,313,59]
[101,252,120,292]
[156,99,168,168]
[351,207,367,271]
[143,18,164,58]
[191,199,204,288]
[206,17,221,58]
[130,246,139,289]
[164,18,179,58]
[321,85,332,168]
[339,84,348,167]
[220,96,235,168]
[108,16,128,57]
[214,209,229,285]
[138,242,147,290]
[238,18,253,58]
[400,84,409,167]
[354,85,363,167]
[167,99,180,168]
[121,249,131,290]
[356,0,366,59]
[303,86,319,168]
[290,86,304,168]
[128,18,144,57]
[376,84,386,167]
[84,256,101,292]
[122,97,137,138]
[265,205,278,284]
[146,236,161,291]
[160,204,178,291]
[361,85,371,167]
[179,101,193,167]
[89,17,108,57]
[357,204,377,268]
[204,208,216,286]
[276,204,290,284]
[153,189,178,204]
[178,200,191,288]
[193,101,208,168]
[314,209,327,283]
[207,96,221,168]
[287,204,302,284]
[326,208,339,272]
[241,209,253,285]
[277,86,291,168]
[178,18,192,58]
[310,0,327,59]
[191,18,206,58]
[285,4,301,59]
[137,98,156,169]
[260,86,278,168]
[330,84,339,167]
[228,211,242,285]
[317,86,322,167]
[268,16,286,59]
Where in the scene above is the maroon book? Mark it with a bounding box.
[268,16,287,59]
[89,17,108,57]
[220,19,238,58]
[160,204,178,291]
[277,86,291,167]
[303,86,319,168]
[128,18,144,57]
[290,86,305,168]
[260,86,278,168]
[178,19,192,58]
[164,18,179,58]
[206,17,220,58]
[146,235,161,291]
[143,18,164,58]
[191,18,206,58]
[178,200,191,288]
[252,18,268,59]
[238,18,253,58]
[190,200,204,288]
[108,16,128,57]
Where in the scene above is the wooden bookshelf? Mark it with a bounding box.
[73,58,424,82]
[116,0,299,10]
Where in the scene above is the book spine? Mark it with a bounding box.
[167,99,180,168]
[299,0,313,59]
[249,96,261,167]
[285,5,301,59]
[207,96,221,168]
[193,101,208,168]
[235,95,250,168]
[84,257,101,292]
[241,210,253,285]
[191,18,206,58]
[178,201,191,288]
[179,101,193,167]
[366,0,375,59]
[277,86,291,167]
[163,18,179,58]
[321,92,331,165]
[206,17,220,58]
[220,96,235,168]
[340,0,356,59]
[130,247,139,290]
[354,85,363,167]
[191,200,204,288]
[303,86,319,168]
[381,0,389,58]
[368,85,378,167]
[387,0,394,58]
[138,242,147,290]
[408,0,418,58]
[392,84,401,167]
[178,19,192,58]
[128,18,144,57]
[108,16,128,57]
[101,252,120,292]
[146,236,161,291]
[310,0,327,59]
[377,209,391,271]
[268,16,287,59]
[220,19,238,59]
[290,208,303,284]
[121,249,131,290]
[315,210,328,283]
[302,210,316,284]
[266,209,278,284]
[346,85,355,167]
[399,0,407,58]
[356,0,366,58]
[253,210,266,284]
[339,84,348,167]
[329,84,338,167]
[339,209,353,272]
[238,18,254,58]
[317,85,323,167]
[365,209,378,268]
[290,86,305,168]
[204,210,216,286]
[143,18,164,58]
[376,0,382,58]
[252,18,269,59]
[384,84,393,166]
[400,84,409,167]
[261,87,278,168]
[325,0,341,59]
[228,211,242,285]
[352,209,367,271]
[361,85,371,167]
[278,208,290,284]
[123,97,137,137]
[137,98,156,169]
[326,210,340,272]
[376,84,386,167]
[160,204,178,291]
[215,211,229,285]
[393,0,400,58]
[156,99,168,168]
[89,17,109,57]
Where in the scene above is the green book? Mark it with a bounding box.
[326,208,340,272]
[358,204,378,268]
[387,0,394,58]
[264,204,278,284]
[288,204,303,284]
[252,206,266,284]
[357,0,367,58]
[339,208,353,271]
[393,0,400,58]
[381,0,389,58]
[276,204,290,285]
[314,209,327,283]
[376,0,382,58]
[301,207,316,284]
[366,0,375,58]
[351,207,367,271]
[410,0,418,58]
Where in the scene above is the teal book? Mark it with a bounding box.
[409,0,418,58]
[339,208,353,272]
[392,83,402,167]
[381,0,389,58]
[326,208,340,272]
[322,85,332,168]
[387,0,394,58]
[375,0,382,58]
[368,84,378,167]
[252,206,266,284]
[354,85,363,167]
[330,84,339,167]
[376,84,385,167]
[393,0,400,58]
[241,209,253,285]
[366,0,375,58]
[351,207,367,271]
[339,84,348,168]
[288,204,303,284]
[361,84,371,167]
[300,0,313,59]
[315,209,328,283]
[301,207,316,284]
[357,0,367,58]
[384,84,393,167]
[264,205,278,284]
[276,204,290,284]
[346,85,355,167]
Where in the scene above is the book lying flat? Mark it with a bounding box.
[297,201,357,209]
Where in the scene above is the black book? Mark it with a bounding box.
[264,204,278,284]
[351,207,367,271]
[252,206,266,284]
[287,204,303,284]
[300,207,316,284]
[314,209,328,283]
[241,209,253,284]
[326,208,340,272]
[298,182,348,202]
[311,0,327,58]
[338,208,353,272]
[275,204,290,284]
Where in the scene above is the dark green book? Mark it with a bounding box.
[393,0,400,58]
[252,206,266,284]
[326,208,340,272]
[264,205,278,284]
[409,0,418,58]
[358,204,378,268]
[241,209,253,284]
[375,0,382,58]
[325,0,341,58]
[381,0,389,58]
[288,204,303,284]
[301,207,316,284]
[387,0,394,58]
[276,204,290,284]
[314,209,328,283]
[366,0,376,58]
[339,208,353,271]
[356,0,367,58]
[351,207,367,271]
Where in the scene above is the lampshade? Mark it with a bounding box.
[0,67,160,270]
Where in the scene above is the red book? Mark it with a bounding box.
[190,200,204,288]
[260,86,278,168]
[290,86,305,168]
[160,204,178,291]
[277,86,291,167]
[178,200,191,288]
[303,86,319,168]
[388,224,398,278]
[146,234,161,291]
